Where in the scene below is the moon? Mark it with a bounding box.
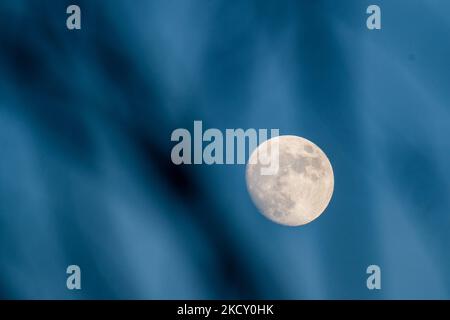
[246,135,334,226]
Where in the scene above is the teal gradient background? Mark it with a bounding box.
[0,0,449,299]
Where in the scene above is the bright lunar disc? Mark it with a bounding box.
[246,135,334,226]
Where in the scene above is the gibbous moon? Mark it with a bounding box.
[246,135,334,226]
